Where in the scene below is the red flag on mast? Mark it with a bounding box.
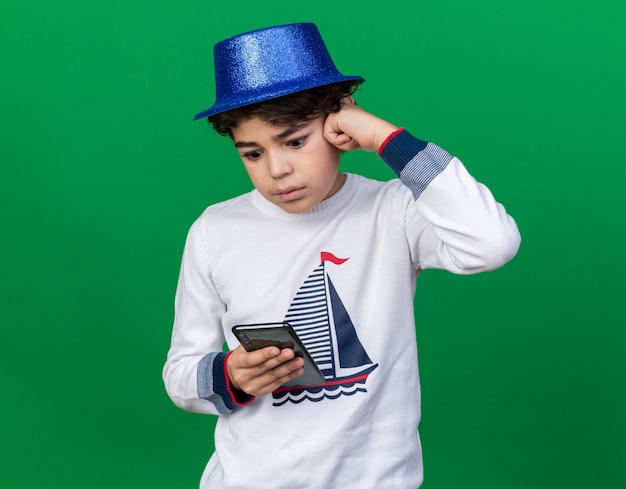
[321,252,349,265]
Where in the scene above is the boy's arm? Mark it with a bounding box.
[379,130,520,272]
[163,222,255,415]
[325,101,520,273]
[163,222,307,415]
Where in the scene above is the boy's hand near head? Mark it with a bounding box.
[226,345,305,397]
[324,97,399,153]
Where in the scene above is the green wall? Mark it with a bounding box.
[1,1,624,487]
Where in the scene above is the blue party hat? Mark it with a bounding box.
[193,23,364,120]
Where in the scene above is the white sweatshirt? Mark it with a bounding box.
[163,129,520,488]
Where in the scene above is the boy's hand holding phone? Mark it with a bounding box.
[226,345,305,397]
[229,322,325,397]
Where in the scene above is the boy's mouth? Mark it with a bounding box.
[274,186,304,202]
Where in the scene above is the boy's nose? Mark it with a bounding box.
[267,154,292,179]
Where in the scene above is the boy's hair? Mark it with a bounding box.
[208,81,360,137]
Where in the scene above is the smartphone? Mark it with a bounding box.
[231,322,325,387]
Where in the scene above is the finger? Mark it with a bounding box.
[323,124,355,149]
[230,344,280,368]
[240,356,305,396]
[241,347,297,377]
[262,346,296,365]
[255,359,305,395]
[337,137,361,152]
[331,133,352,145]
[229,346,305,395]
[323,113,346,143]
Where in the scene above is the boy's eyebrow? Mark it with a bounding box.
[274,123,309,140]
[234,122,311,148]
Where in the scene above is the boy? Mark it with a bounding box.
[163,22,520,488]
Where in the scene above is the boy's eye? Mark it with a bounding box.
[243,150,262,161]
[286,137,306,149]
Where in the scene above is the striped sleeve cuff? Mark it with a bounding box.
[197,351,255,414]
[378,129,453,200]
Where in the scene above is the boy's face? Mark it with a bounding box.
[231,115,345,214]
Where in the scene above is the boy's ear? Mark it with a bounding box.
[341,95,356,105]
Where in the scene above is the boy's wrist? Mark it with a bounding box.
[224,351,255,406]
[377,128,405,156]
[378,129,432,177]
[374,123,401,153]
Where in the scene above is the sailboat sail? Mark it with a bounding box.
[273,252,378,405]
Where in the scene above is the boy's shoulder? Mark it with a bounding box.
[197,190,254,221]
[348,172,410,202]
[185,190,258,246]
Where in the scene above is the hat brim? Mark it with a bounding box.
[193,75,364,121]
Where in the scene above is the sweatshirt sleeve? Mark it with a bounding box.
[162,222,254,415]
[378,129,521,273]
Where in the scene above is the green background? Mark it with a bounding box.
[1,0,624,487]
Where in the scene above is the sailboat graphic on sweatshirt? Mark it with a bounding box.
[272,251,378,407]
